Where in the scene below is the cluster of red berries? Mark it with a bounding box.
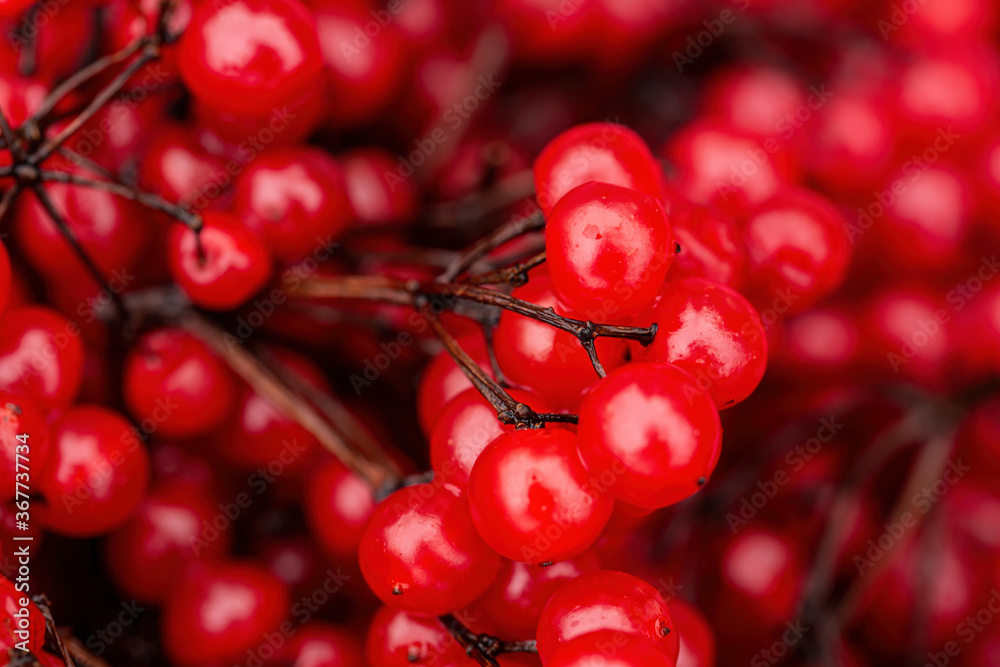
[0,0,999,665]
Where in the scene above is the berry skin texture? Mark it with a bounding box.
[162,562,290,667]
[178,0,323,116]
[536,570,679,665]
[468,428,613,565]
[643,278,767,409]
[547,630,678,667]
[742,188,851,314]
[0,307,84,411]
[281,622,366,667]
[577,362,722,509]
[358,482,501,616]
[545,181,672,318]
[104,479,230,603]
[167,212,272,311]
[430,387,553,491]
[36,406,150,537]
[123,327,236,438]
[234,147,353,262]
[533,123,666,214]
[365,605,477,667]
[0,392,49,504]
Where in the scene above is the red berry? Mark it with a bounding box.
[666,201,744,288]
[365,605,476,666]
[643,278,767,409]
[37,406,150,537]
[742,188,851,314]
[304,456,376,558]
[548,630,677,667]
[0,306,85,411]
[281,622,366,667]
[162,561,290,666]
[493,274,627,410]
[536,570,679,664]
[430,387,553,491]
[671,598,716,667]
[234,147,353,262]
[0,241,10,316]
[0,575,44,655]
[359,482,501,616]
[465,552,601,640]
[167,212,272,310]
[123,327,236,438]
[104,479,230,603]
[178,0,323,116]
[0,392,50,503]
[468,428,613,565]
[545,181,672,318]
[341,148,418,227]
[533,123,666,214]
[577,362,722,509]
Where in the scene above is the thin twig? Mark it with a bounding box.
[0,107,21,162]
[439,210,545,282]
[464,251,546,286]
[180,313,399,491]
[0,184,22,222]
[438,614,537,667]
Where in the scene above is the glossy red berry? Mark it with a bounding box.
[167,212,272,310]
[282,622,366,667]
[536,570,679,664]
[465,552,601,640]
[304,456,376,558]
[493,274,627,410]
[742,188,851,314]
[577,362,722,509]
[123,327,236,438]
[430,387,553,491]
[0,306,85,411]
[666,202,744,288]
[162,561,290,666]
[104,479,230,603]
[234,147,353,262]
[365,605,475,667]
[178,0,323,116]
[534,123,666,214]
[0,0,34,17]
[359,482,501,616]
[341,148,418,227]
[545,181,672,318]
[671,598,716,667]
[0,392,50,503]
[37,406,150,537]
[548,630,678,667]
[643,278,767,409]
[468,428,613,565]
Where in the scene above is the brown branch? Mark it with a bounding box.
[438,210,545,282]
[0,184,21,222]
[179,313,399,491]
[32,595,75,667]
[464,251,546,286]
[438,614,537,667]
[41,170,203,231]
[0,107,21,162]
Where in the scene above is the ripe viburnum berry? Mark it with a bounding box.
[670,598,717,667]
[643,277,768,409]
[533,123,666,214]
[0,392,49,503]
[468,428,614,565]
[358,482,501,616]
[167,212,272,311]
[577,363,722,509]
[547,631,677,667]
[0,575,44,655]
[536,570,679,664]
[545,181,672,318]
[0,307,85,411]
[178,0,323,116]
[37,406,150,537]
[365,605,476,667]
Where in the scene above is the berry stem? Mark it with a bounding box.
[438,209,545,282]
[0,107,21,162]
[0,184,21,222]
[463,251,547,286]
[438,613,538,666]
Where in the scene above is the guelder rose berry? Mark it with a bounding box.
[577,362,722,509]
[545,181,672,318]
